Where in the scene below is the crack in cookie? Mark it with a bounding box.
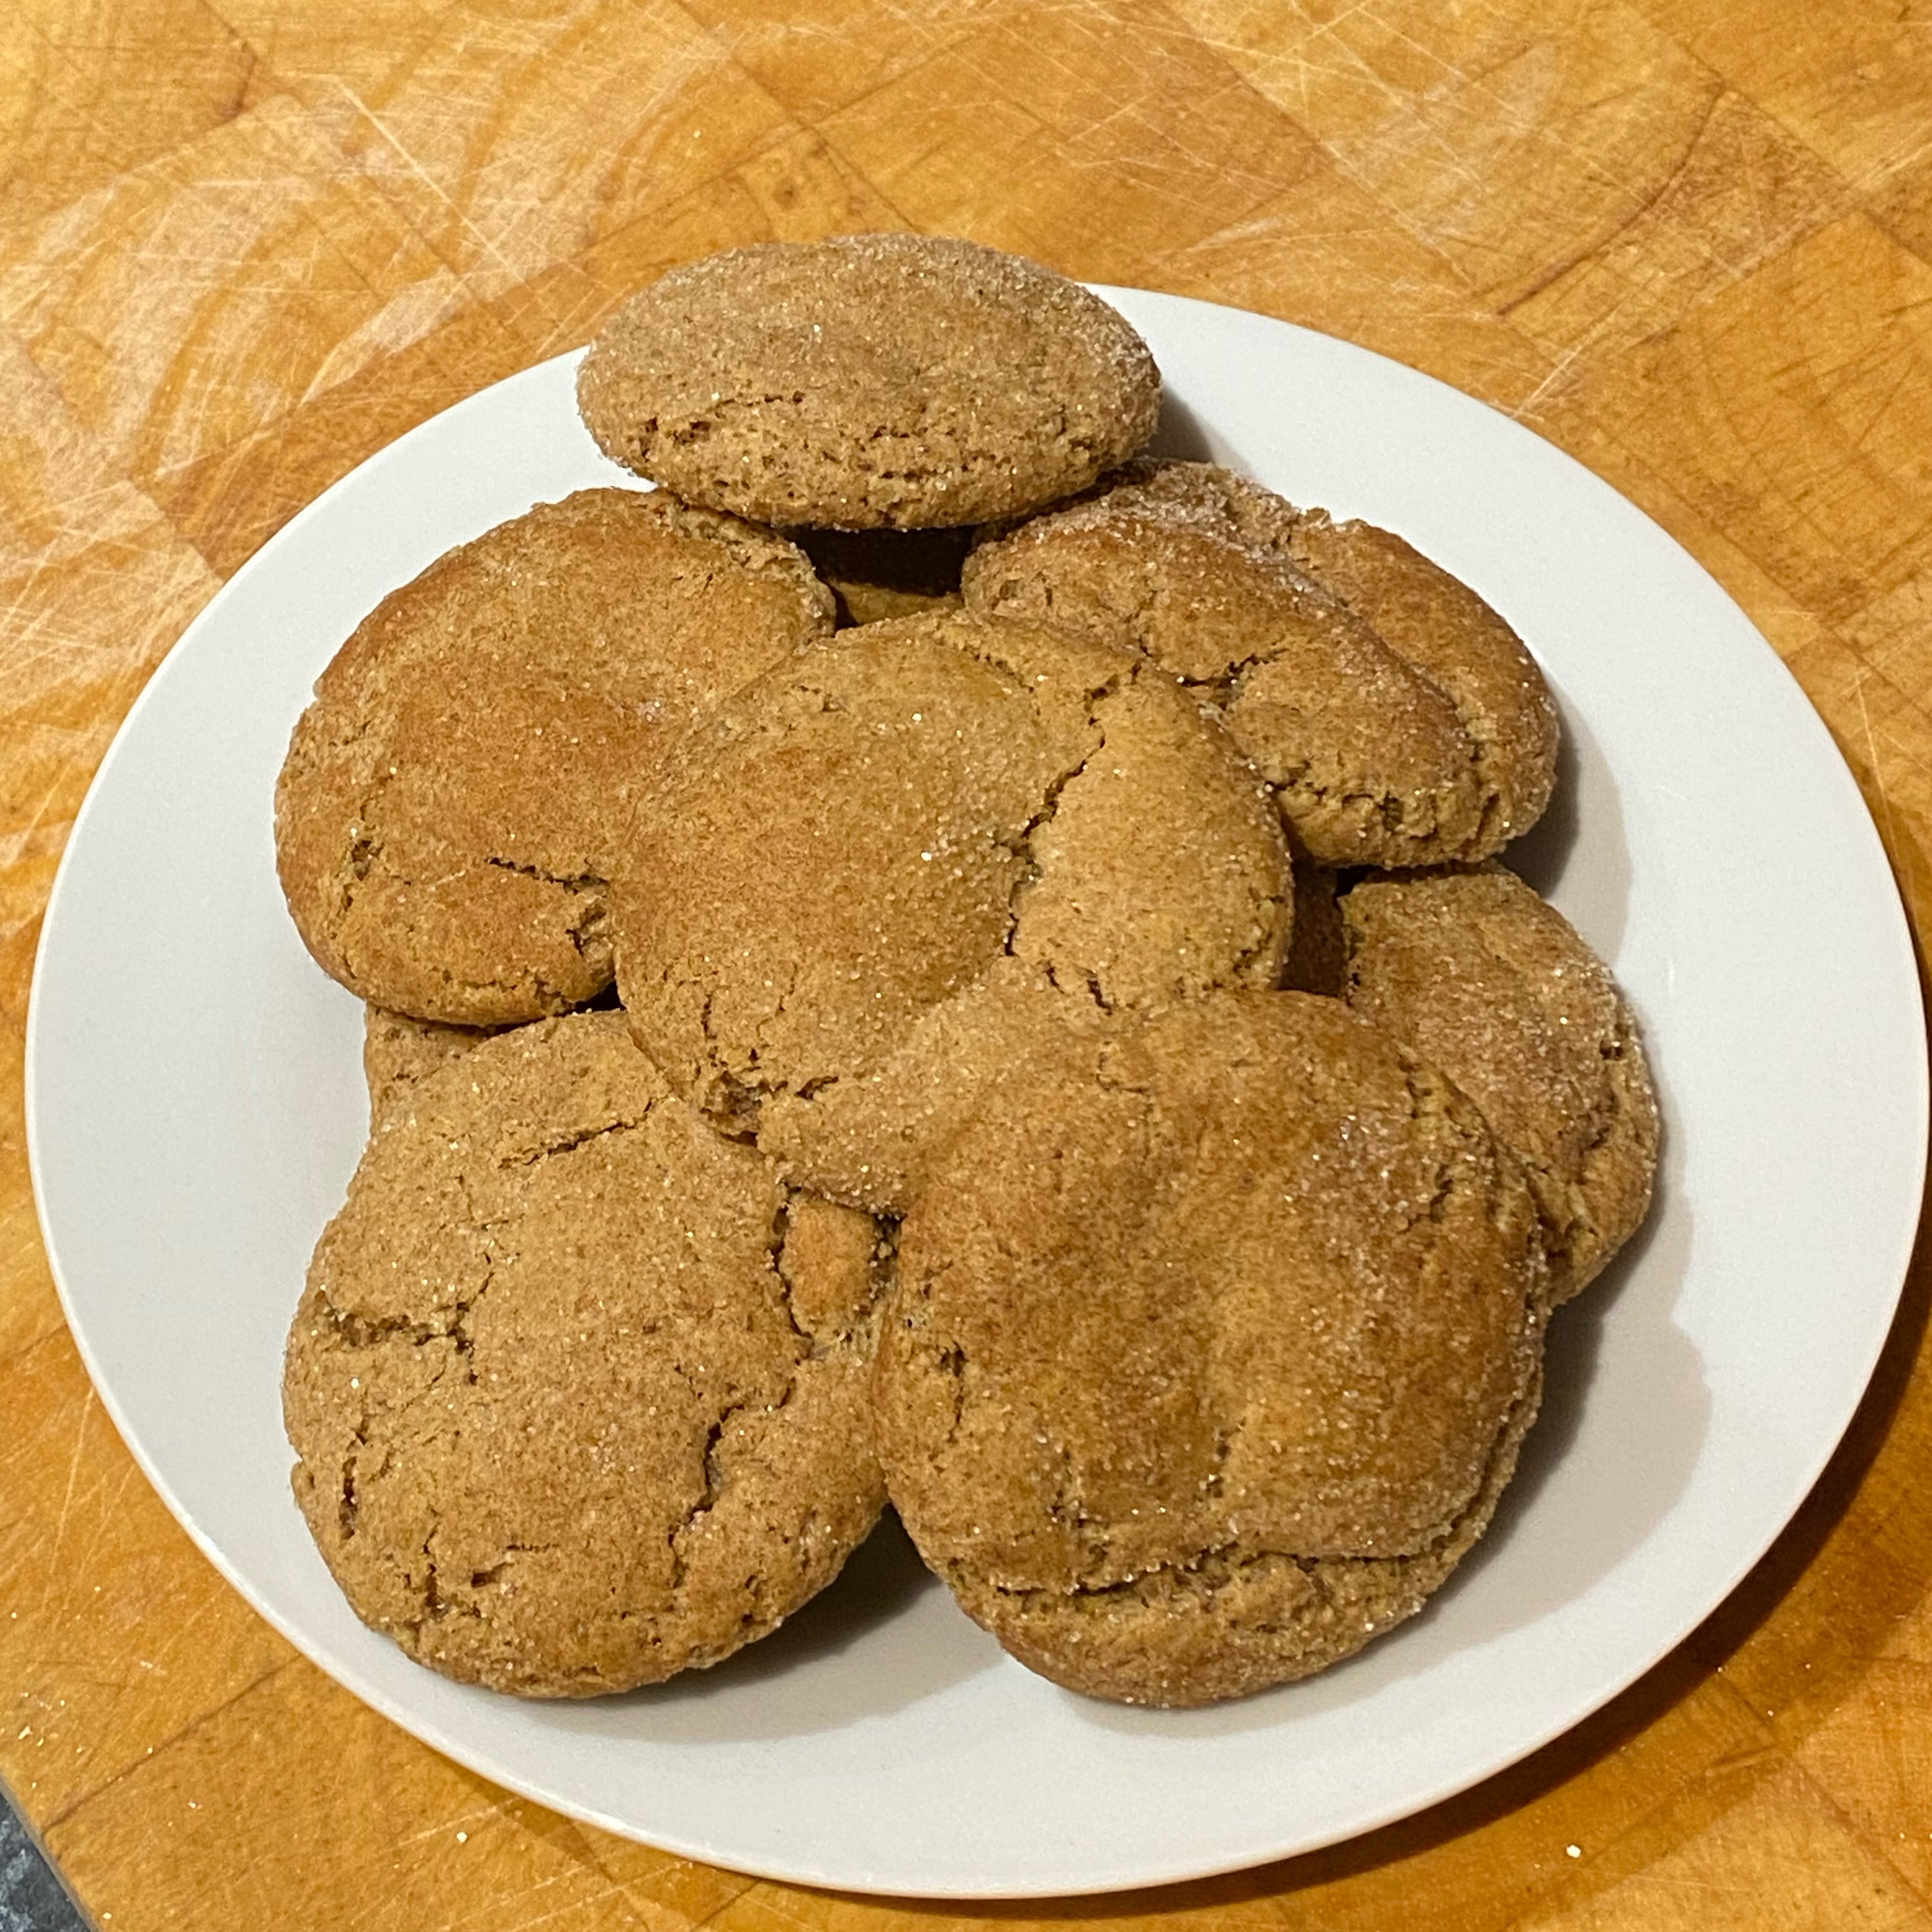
[875,992,1548,1707]
[615,610,1292,1214]
[283,1012,889,1697]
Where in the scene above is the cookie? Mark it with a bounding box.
[756,954,1125,1216]
[1342,865,1658,1302]
[283,1012,890,1697]
[962,460,1558,866]
[1278,502,1557,854]
[577,234,1161,529]
[362,1005,501,1128]
[275,488,834,1027]
[876,992,1548,1707]
[613,610,1292,1172]
[789,526,973,627]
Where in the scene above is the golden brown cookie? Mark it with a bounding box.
[577,234,1161,529]
[789,526,973,626]
[756,955,1125,1216]
[612,611,1292,1184]
[876,992,1548,1707]
[962,460,1558,866]
[274,489,833,1027]
[362,1005,502,1129]
[283,1012,890,1698]
[1342,865,1658,1302]
[1279,503,1557,853]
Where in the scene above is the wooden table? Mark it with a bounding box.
[6,1,1932,1924]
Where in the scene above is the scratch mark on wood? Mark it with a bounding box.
[324,79,524,295]
[40,1383,96,1614]
[1497,86,1727,318]
[1510,337,1588,417]
[1851,659,1901,857]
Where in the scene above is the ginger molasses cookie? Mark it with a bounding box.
[876,992,1548,1707]
[362,1005,502,1129]
[284,1012,890,1698]
[962,460,1558,867]
[1342,866,1658,1303]
[1280,503,1557,853]
[275,489,833,1028]
[577,234,1161,530]
[612,610,1291,1197]
[756,954,1123,1216]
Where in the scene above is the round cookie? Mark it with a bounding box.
[962,460,1558,866]
[576,234,1161,529]
[876,992,1548,1707]
[1279,500,1557,854]
[275,488,834,1027]
[283,1012,890,1697]
[1342,865,1658,1302]
[612,610,1292,1171]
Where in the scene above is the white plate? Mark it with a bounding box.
[27,289,1927,1898]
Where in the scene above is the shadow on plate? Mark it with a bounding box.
[1146,393,1221,465]
[548,1511,998,1743]
[1412,1202,1704,1662]
[1507,688,1628,959]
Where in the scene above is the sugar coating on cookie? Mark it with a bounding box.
[1272,492,1559,855]
[1342,866,1658,1302]
[576,234,1161,530]
[757,954,1127,1216]
[963,460,1558,866]
[275,489,834,1027]
[876,991,1547,1707]
[283,1012,889,1697]
[362,1005,504,1129]
[612,610,1292,1168]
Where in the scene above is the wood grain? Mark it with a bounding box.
[4,0,1931,1925]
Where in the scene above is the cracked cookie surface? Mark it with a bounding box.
[362,1004,505,1130]
[283,1012,889,1697]
[875,991,1547,1706]
[1343,865,1658,1303]
[611,610,1292,1198]
[274,488,834,1026]
[962,460,1558,867]
[576,233,1161,529]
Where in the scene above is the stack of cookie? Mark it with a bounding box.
[273,234,1657,1709]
